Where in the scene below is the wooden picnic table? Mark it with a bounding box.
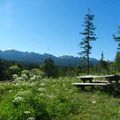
[77,75,99,83]
[72,75,120,91]
[77,75,120,84]
[104,75,120,84]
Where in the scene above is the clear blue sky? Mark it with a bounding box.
[0,0,120,60]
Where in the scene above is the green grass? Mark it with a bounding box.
[0,77,120,120]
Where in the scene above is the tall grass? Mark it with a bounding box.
[0,77,120,120]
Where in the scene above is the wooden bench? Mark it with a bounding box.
[72,82,110,91]
[72,83,109,86]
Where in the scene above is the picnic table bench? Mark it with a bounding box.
[72,75,120,91]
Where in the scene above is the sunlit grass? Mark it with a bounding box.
[0,77,120,120]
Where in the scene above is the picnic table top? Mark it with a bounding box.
[77,75,117,79]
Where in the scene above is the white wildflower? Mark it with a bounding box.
[9,90,12,93]
[21,82,26,86]
[39,93,44,97]
[24,111,30,114]
[13,96,24,103]
[21,70,30,76]
[38,88,45,92]
[27,117,35,120]
[15,77,24,81]
[14,83,20,87]
[12,74,18,80]
[48,94,55,99]
[21,73,28,80]
[40,83,45,87]
[30,75,36,81]
[91,100,96,104]
[30,83,36,86]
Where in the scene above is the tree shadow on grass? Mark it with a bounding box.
[101,83,120,98]
[75,84,120,98]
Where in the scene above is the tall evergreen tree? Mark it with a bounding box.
[113,26,120,49]
[42,58,58,78]
[79,9,97,74]
[99,52,109,73]
[114,51,120,73]
[100,51,104,61]
[113,27,120,73]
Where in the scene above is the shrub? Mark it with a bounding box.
[29,98,51,120]
[21,70,30,77]
[9,65,21,77]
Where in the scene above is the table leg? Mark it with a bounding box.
[83,79,86,83]
[81,86,85,91]
[90,86,94,91]
[116,80,118,84]
[90,79,94,91]
[90,79,92,83]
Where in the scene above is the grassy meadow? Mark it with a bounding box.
[0,72,120,120]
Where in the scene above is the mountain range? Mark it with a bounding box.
[0,50,98,66]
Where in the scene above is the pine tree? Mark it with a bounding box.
[42,58,58,78]
[100,51,104,61]
[113,26,120,50]
[79,9,97,74]
[99,52,109,73]
[114,51,120,72]
[113,27,120,73]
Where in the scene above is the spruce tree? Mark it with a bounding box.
[100,51,104,61]
[42,58,58,78]
[113,26,120,49]
[79,9,97,74]
[113,27,120,73]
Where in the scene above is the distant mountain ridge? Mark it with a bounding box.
[0,50,98,66]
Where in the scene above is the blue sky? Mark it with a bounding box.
[0,0,120,60]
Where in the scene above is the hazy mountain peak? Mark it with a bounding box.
[0,49,98,66]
